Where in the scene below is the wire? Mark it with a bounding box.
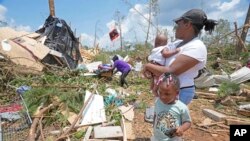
[121,0,159,32]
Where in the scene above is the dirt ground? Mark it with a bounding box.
[132,92,230,141]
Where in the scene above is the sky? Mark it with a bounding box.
[0,0,250,50]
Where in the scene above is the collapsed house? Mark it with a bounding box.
[0,16,83,71]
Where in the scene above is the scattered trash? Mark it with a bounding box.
[104,94,123,107]
[16,85,31,95]
[0,103,22,113]
[1,39,12,51]
[209,87,219,92]
[0,95,32,141]
[0,112,21,122]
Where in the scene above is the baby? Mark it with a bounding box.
[147,34,180,97]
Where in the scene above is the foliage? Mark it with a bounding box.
[73,130,86,139]
[240,51,250,65]
[105,104,122,125]
[218,82,240,98]
[203,19,231,46]
[136,101,147,110]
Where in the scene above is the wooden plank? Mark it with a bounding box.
[49,50,63,57]
[88,139,121,141]
[53,96,78,125]
[120,116,127,141]
[197,121,225,127]
[12,36,50,60]
[225,118,250,125]
[237,108,250,117]
[217,124,230,129]
[202,109,227,122]
[0,27,28,39]
[196,92,217,99]
[119,105,134,121]
[61,111,78,125]
[80,91,106,126]
[94,126,123,139]
[83,126,93,141]
[0,27,44,72]
[0,39,44,71]
[124,122,135,140]
[25,32,41,39]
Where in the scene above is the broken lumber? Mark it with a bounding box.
[53,96,78,125]
[231,96,249,101]
[197,121,224,127]
[217,124,230,129]
[196,92,217,99]
[56,93,94,141]
[83,126,93,141]
[94,126,123,139]
[240,88,250,97]
[237,108,250,117]
[196,91,249,101]
[121,116,127,141]
[225,118,250,125]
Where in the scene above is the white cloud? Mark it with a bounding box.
[6,18,31,32]
[81,3,156,50]
[80,33,95,47]
[0,6,31,32]
[15,25,32,32]
[81,0,249,50]
[0,4,7,21]
[218,0,240,11]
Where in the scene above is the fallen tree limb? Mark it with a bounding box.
[39,115,45,141]
[28,104,53,141]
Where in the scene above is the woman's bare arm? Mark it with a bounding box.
[143,54,199,76]
[169,54,199,75]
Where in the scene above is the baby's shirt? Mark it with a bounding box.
[148,46,166,66]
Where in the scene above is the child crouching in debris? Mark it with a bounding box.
[151,72,191,141]
[110,55,131,88]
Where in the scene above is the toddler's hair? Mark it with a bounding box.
[157,72,180,91]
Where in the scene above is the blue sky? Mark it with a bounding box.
[0,0,249,49]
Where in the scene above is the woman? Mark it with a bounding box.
[143,9,217,105]
[111,55,131,88]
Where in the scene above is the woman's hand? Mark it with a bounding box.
[142,64,151,79]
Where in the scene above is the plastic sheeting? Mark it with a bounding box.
[36,16,82,69]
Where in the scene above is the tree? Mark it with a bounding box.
[114,10,125,50]
[236,3,250,53]
[145,0,159,45]
[48,0,56,16]
[203,19,231,46]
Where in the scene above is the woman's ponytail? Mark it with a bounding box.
[204,19,218,34]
